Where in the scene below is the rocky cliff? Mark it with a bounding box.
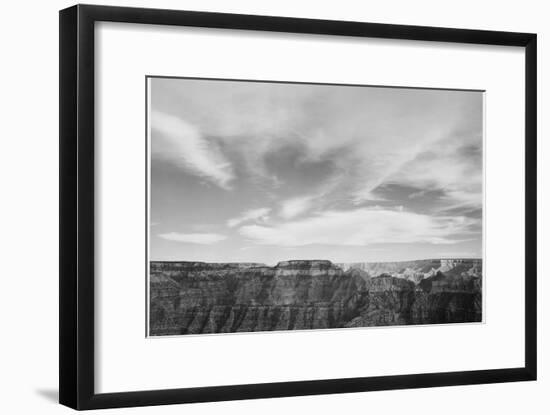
[149,259,481,336]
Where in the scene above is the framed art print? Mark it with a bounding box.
[60,4,537,410]
[146,77,484,336]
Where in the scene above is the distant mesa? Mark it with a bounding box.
[336,258,482,284]
[276,259,334,269]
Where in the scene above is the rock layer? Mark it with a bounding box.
[149,259,481,335]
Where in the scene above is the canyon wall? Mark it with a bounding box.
[149,259,481,336]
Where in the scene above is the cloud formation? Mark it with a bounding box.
[150,110,234,189]
[227,207,271,228]
[151,80,482,211]
[149,78,483,262]
[279,196,314,219]
[239,207,478,247]
[157,232,227,244]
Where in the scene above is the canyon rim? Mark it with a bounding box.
[149,258,482,335]
[147,77,484,336]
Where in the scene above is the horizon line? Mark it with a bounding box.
[150,257,483,265]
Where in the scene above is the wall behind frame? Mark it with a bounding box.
[0,0,546,414]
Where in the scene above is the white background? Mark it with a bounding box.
[96,22,524,393]
[0,0,547,414]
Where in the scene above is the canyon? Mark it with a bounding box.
[149,259,482,336]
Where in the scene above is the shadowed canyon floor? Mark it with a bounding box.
[149,259,482,336]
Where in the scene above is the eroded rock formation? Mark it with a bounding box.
[337,259,482,284]
[149,259,482,335]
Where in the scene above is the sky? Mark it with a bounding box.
[149,77,483,264]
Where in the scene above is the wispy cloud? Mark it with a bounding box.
[279,196,314,219]
[438,251,478,258]
[158,232,227,244]
[239,207,478,247]
[150,110,235,189]
[387,138,483,210]
[227,207,271,228]
[151,80,482,210]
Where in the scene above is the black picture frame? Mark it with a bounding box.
[59,4,537,410]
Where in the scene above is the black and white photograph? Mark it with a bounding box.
[147,77,484,336]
